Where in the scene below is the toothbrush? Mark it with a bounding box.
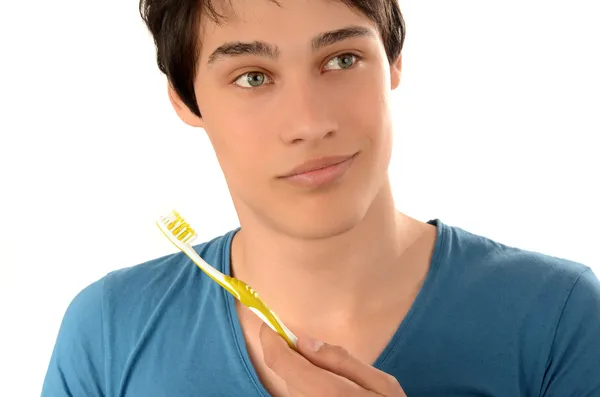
[156,210,298,350]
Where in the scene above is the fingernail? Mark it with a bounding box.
[308,337,324,352]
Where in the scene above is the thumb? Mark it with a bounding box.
[296,335,355,374]
[297,335,325,354]
[296,336,405,396]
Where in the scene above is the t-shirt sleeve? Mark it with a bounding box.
[41,278,106,397]
[541,268,600,396]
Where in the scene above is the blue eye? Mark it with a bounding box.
[324,54,358,71]
[234,72,271,88]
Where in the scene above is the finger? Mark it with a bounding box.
[297,336,405,396]
[259,323,372,396]
[286,383,306,397]
[287,376,364,397]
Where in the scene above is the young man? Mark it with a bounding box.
[42,0,600,396]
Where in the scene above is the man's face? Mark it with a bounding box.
[177,0,401,239]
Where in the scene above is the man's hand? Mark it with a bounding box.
[259,323,406,396]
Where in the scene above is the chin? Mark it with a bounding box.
[266,192,373,241]
[236,153,391,240]
[284,212,363,240]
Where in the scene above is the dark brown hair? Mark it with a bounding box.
[139,0,406,117]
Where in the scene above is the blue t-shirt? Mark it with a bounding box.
[41,220,600,396]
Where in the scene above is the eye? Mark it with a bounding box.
[234,71,271,88]
[323,54,359,71]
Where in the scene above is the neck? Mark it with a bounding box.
[230,181,433,329]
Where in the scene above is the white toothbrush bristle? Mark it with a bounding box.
[162,210,198,245]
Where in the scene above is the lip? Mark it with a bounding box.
[278,152,358,188]
[281,154,357,177]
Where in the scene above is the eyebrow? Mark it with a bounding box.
[207,41,279,64]
[207,25,376,65]
[311,25,375,51]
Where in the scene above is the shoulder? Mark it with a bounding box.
[431,220,599,334]
[42,230,238,395]
[435,220,592,292]
[432,218,600,337]
[61,229,237,334]
[103,229,236,301]
[426,221,600,393]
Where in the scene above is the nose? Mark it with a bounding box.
[278,79,338,145]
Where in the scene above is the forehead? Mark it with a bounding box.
[198,0,380,57]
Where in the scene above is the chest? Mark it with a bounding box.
[234,302,411,397]
[111,310,530,397]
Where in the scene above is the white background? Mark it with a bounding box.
[1,0,599,395]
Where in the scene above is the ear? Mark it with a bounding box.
[390,54,402,90]
[168,82,204,128]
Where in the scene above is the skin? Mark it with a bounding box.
[168,0,437,395]
[259,322,406,396]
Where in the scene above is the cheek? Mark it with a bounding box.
[203,108,273,183]
[204,90,275,147]
[332,76,390,140]
[330,75,393,173]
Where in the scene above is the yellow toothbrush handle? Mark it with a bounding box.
[225,276,298,350]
